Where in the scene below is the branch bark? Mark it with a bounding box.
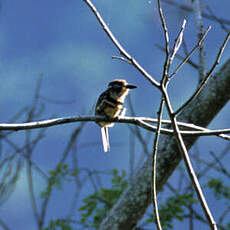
[99,58,230,229]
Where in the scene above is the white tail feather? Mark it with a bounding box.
[101,127,110,152]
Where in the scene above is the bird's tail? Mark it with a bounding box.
[101,127,110,152]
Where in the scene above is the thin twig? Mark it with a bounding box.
[157,0,170,83]
[127,96,151,157]
[129,129,135,181]
[182,39,189,57]
[83,0,160,88]
[162,0,230,25]
[60,123,85,163]
[174,30,230,115]
[193,0,206,83]
[162,85,217,229]
[194,143,230,179]
[169,19,187,64]
[0,218,10,230]
[152,98,164,230]
[25,77,44,228]
[206,6,229,32]
[219,205,230,225]
[156,44,199,69]
[209,151,230,178]
[112,56,130,63]
[3,134,47,179]
[169,26,211,79]
[40,124,84,227]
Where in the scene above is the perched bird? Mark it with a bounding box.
[95,79,136,152]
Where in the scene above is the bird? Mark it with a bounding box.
[95,79,137,152]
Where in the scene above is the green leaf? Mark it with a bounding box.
[40,163,73,198]
[43,218,72,230]
[78,169,128,228]
[207,178,230,200]
[146,193,197,229]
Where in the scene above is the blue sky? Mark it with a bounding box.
[0,0,230,229]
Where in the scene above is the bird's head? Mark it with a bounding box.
[108,79,136,98]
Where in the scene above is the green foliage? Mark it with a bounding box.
[225,222,230,229]
[147,193,197,229]
[43,218,72,230]
[41,164,79,229]
[79,169,128,229]
[40,163,72,198]
[207,178,230,200]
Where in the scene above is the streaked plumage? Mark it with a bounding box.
[95,79,136,152]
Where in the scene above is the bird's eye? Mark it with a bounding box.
[115,85,123,90]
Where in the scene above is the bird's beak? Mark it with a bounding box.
[126,84,137,89]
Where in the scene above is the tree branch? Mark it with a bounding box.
[83,0,160,89]
[0,116,230,140]
[99,58,230,229]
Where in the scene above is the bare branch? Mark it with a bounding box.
[152,98,164,230]
[99,47,230,230]
[162,86,217,229]
[175,30,230,115]
[0,218,10,230]
[162,0,230,26]
[169,19,187,64]
[1,115,230,141]
[112,55,130,63]
[156,44,199,69]
[206,6,229,32]
[193,0,206,83]
[169,26,211,79]
[83,0,160,88]
[157,0,170,82]
[209,151,230,178]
